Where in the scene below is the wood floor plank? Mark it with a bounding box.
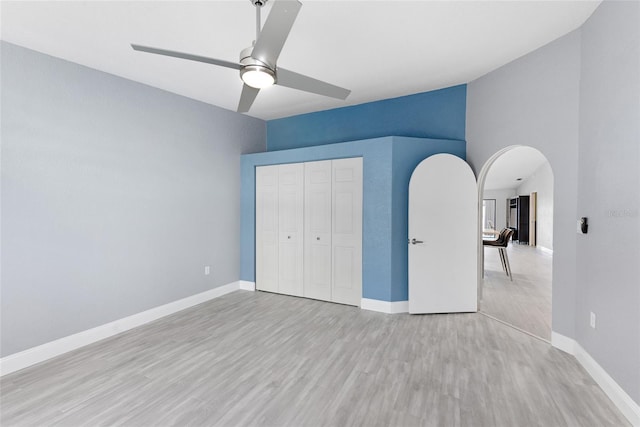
[1,290,629,426]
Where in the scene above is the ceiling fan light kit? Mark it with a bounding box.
[239,45,276,89]
[241,66,276,89]
[131,0,350,113]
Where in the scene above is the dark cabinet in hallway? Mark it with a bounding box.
[508,195,530,244]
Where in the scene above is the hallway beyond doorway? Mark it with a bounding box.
[481,244,552,341]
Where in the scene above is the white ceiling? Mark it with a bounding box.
[1,1,600,120]
[484,147,549,191]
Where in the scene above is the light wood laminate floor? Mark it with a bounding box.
[481,244,552,341]
[1,291,627,426]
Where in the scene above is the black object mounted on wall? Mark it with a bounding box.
[579,217,588,234]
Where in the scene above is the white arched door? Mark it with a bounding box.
[409,154,478,314]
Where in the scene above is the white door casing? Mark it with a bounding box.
[408,154,478,314]
[529,191,537,247]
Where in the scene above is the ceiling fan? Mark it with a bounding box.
[131,0,351,113]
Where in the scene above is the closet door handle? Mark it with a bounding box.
[411,238,424,245]
[287,236,291,239]
[316,237,320,241]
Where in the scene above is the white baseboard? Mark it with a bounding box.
[551,332,640,426]
[239,280,256,291]
[575,343,640,426]
[538,246,553,255]
[0,281,241,377]
[360,298,409,314]
[551,331,576,354]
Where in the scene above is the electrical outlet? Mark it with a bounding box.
[204,266,211,275]
[590,312,596,329]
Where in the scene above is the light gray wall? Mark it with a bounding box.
[466,30,581,340]
[483,189,516,231]
[516,162,554,251]
[0,42,266,357]
[576,0,640,403]
[468,0,640,405]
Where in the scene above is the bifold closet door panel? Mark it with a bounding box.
[331,158,363,306]
[304,160,332,301]
[257,159,361,305]
[256,165,279,293]
[278,163,304,297]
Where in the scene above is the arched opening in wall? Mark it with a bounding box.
[476,146,554,342]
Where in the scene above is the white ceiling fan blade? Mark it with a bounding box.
[131,44,241,70]
[237,84,261,113]
[252,1,302,67]
[277,68,351,100]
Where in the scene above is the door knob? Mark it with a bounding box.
[287,236,291,239]
[411,238,424,245]
[316,237,320,240]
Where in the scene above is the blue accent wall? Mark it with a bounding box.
[241,137,466,302]
[266,85,466,151]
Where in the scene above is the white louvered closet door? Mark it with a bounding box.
[255,165,279,293]
[303,160,333,301]
[277,163,304,297]
[331,158,363,306]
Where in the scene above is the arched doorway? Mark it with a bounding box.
[476,146,554,341]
